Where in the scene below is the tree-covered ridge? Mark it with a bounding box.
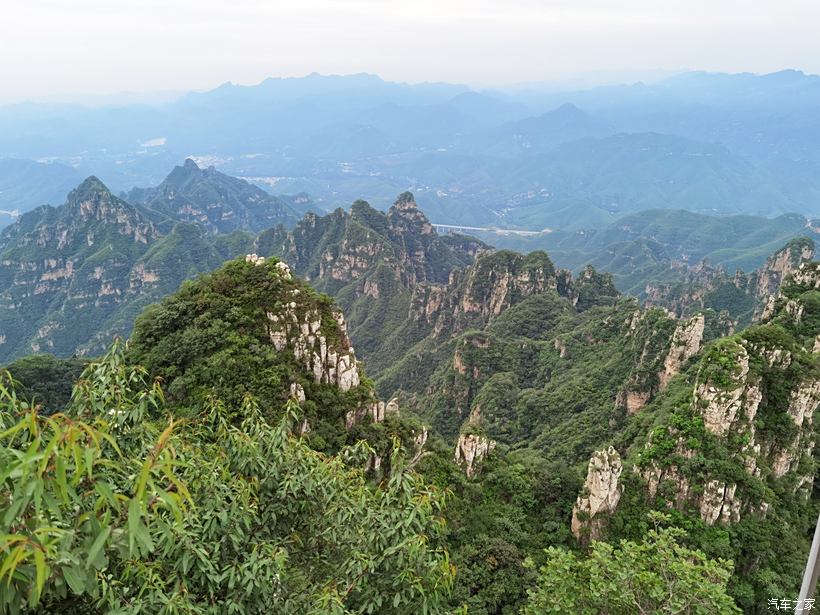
[255,192,627,382]
[127,159,304,234]
[126,255,383,450]
[257,192,486,291]
[0,251,744,615]
[643,236,816,325]
[255,192,489,375]
[565,266,820,612]
[0,176,256,362]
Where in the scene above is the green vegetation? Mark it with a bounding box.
[129,159,300,234]
[2,354,86,413]
[2,177,817,614]
[0,177,254,362]
[522,513,740,615]
[0,344,453,614]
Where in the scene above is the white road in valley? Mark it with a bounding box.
[431,223,552,236]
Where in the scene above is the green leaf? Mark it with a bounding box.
[61,564,86,595]
[128,497,141,555]
[86,526,111,569]
[33,549,47,603]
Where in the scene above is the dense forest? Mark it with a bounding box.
[0,169,817,613]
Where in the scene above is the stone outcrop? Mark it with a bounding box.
[659,314,705,390]
[696,345,763,437]
[126,159,299,234]
[345,397,399,430]
[454,432,496,478]
[268,303,360,392]
[754,239,815,302]
[634,315,820,527]
[769,380,820,482]
[699,480,741,525]
[571,447,623,541]
[617,389,652,415]
[639,435,695,508]
[618,311,704,415]
[643,238,814,325]
[272,193,485,293]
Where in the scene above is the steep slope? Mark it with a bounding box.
[644,237,815,324]
[570,267,820,611]
[390,288,728,448]
[0,177,253,361]
[126,254,428,465]
[256,192,489,374]
[127,255,371,425]
[0,256,453,614]
[128,159,302,233]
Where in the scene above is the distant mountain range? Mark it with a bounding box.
[0,160,815,365]
[2,70,820,231]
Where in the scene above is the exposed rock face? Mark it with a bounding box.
[414,251,595,339]
[268,303,360,392]
[640,436,695,508]
[696,345,762,437]
[644,259,731,318]
[754,239,815,302]
[289,382,306,404]
[644,238,815,325]
[571,447,623,541]
[618,311,704,415]
[633,297,820,528]
[345,397,399,429]
[617,389,652,415]
[659,314,705,390]
[268,193,485,292]
[454,433,496,478]
[699,480,741,525]
[769,380,820,481]
[0,178,166,359]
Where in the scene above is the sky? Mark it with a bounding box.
[2,0,820,102]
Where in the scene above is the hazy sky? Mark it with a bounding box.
[2,0,820,102]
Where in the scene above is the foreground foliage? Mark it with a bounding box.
[522,513,740,615]
[0,344,453,614]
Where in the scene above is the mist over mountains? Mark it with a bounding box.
[3,65,820,612]
[3,69,820,233]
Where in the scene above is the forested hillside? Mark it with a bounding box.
[3,253,754,615]
[1,172,817,614]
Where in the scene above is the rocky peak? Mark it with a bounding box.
[25,176,159,248]
[755,237,814,300]
[454,250,561,319]
[161,158,204,190]
[659,314,705,390]
[263,261,362,393]
[571,446,623,542]
[618,310,706,415]
[66,176,112,207]
[695,342,761,437]
[631,277,820,530]
[387,191,435,236]
[65,177,146,227]
[454,432,496,478]
[752,238,815,320]
[128,159,298,234]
